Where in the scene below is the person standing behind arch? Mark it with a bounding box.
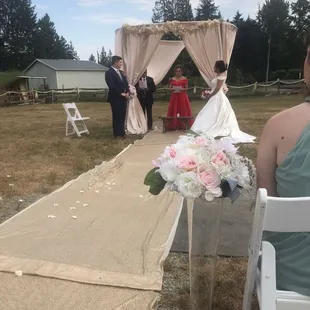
[166,65,193,131]
[135,70,156,131]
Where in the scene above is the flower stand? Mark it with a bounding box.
[187,198,224,310]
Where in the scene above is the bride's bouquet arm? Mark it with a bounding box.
[205,79,224,101]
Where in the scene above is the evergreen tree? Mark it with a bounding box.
[89,53,96,62]
[232,10,244,25]
[107,49,113,66]
[66,41,78,59]
[1,0,37,70]
[196,0,221,21]
[229,17,268,82]
[33,14,59,59]
[98,46,110,67]
[152,0,193,22]
[152,0,176,23]
[54,35,69,59]
[290,0,310,37]
[257,0,291,71]
[0,0,78,70]
[288,0,310,68]
[175,0,194,21]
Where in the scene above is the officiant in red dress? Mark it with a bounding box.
[167,65,193,131]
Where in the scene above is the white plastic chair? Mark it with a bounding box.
[243,188,310,310]
[62,103,90,137]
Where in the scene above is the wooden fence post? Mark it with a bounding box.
[76,87,79,102]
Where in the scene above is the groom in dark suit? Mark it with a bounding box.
[105,56,129,139]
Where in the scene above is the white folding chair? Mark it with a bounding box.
[62,103,90,137]
[243,188,310,310]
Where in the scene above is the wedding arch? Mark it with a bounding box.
[114,20,237,135]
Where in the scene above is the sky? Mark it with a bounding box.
[32,0,265,61]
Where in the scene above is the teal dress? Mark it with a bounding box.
[263,123,310,296]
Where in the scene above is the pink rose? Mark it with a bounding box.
[177,156,198,171]
[199,167,221,190]
[194,136,208,146]
[167,146,176,158]
[212,151,230,166]
[152,159,160,167]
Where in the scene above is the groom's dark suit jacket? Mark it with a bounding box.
[105,67,129,103]
[105,67,129,137]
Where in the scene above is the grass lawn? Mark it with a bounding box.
[0,94,303,309]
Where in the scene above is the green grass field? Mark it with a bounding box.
[0,94,303,309]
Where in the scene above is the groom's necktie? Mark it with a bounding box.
[117,69,123,81]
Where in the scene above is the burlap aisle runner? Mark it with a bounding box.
[0,131,182,292]
[0,272,160,310]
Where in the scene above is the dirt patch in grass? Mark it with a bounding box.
[0,102,139,221]
[158,253,259,310]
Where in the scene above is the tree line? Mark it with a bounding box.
[89,47,113,68]
[1,0,309,83]
[152,0,310,83]
[0,0,78,71]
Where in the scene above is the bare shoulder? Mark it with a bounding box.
[267,103,304,124]
[262,103,305,138]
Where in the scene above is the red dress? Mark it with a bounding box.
[167,78,193,130]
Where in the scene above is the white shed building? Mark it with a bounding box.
[24,59,108,90]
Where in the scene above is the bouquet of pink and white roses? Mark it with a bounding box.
[201,90,211,99]
[201,84,229,99]
[144,132,256,202]
[128,84,137,99]
[223,83,228,94]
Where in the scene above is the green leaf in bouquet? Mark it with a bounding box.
[214,135,229,140]
[186,129,200,137]
[144,168,158,185]
[144,168,167,195]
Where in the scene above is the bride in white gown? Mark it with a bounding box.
[191,61,255,143]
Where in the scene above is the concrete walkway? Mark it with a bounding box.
[171,198,254,257]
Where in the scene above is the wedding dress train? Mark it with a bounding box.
[191,75,255,143]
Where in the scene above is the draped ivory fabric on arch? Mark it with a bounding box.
[147,40,185,85]
[115,29,161,134]
[114,21,237,134]
[181,22,237,86]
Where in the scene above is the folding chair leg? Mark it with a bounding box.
[243,244,260,310]
[81,121,90,134]
[65,120,68,136]
[243,266,255,310]
[72,121,82,137]
[65,121,75,136]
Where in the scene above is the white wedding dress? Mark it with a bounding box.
[191,75,255,143]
